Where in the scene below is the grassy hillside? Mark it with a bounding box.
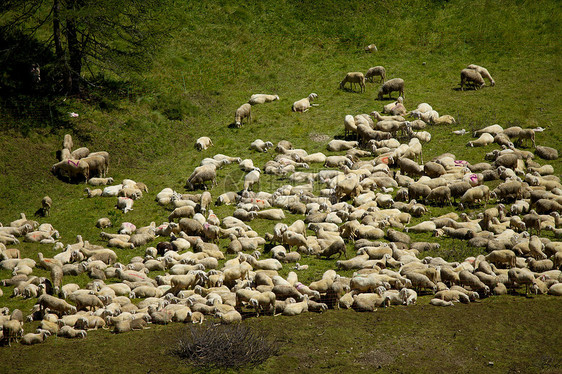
[0,0,561,372]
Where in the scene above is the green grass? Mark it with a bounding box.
[0,296,560,374]
[0,0,562,372]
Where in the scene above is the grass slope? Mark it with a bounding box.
[0,0,561,371]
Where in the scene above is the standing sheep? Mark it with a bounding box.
[340,72,366,92]
[460,68,485,90]
[234,103,252,127]
[40,196,52,217]
[365,66,386,83]
[377,78,404,100]
[467,64,495,86]
[185,165,217,190]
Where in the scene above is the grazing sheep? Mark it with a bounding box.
[377,78,405,100]
[195,137,213,151]
[185,165,217,190]
[460,68,485,90]
[364,44,377,53]
[402,271,437,293]
[365,66,386,83]
[340,72,366,92]
[38,293,77,316]
[234,103,252,127]
[292,93,318,113]
[459,270,490,294]
[467,64,495,86]
[38,196,52,217]
[81,154,108,178]
[426,186,452,206]
[70,147,89,159]
[51,159,89,183]
[515,129,536,148]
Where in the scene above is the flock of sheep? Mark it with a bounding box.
[1,56,562,348]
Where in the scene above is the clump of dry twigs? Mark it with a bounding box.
[172,324,279,369]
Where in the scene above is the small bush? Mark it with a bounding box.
[171,324,279,369]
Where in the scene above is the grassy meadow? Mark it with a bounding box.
[0,0,561,372]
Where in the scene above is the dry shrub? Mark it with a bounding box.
[172,324,279,369]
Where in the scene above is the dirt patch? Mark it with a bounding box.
[357,348,397,369]
[309,133,330,142]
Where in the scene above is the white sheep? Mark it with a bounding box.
[378,78,404,100]
[116,196,134,213]
[365,66,386,83]
[234,103,252,127]
[467,64,495,86]
[292,93,318,113]
[21,329,50,345]
[58,325,87,339]
[102,184,123,197]
[195,137,213,151]
[248,94,279,105]
[243,168,261,191]
[467,133,494,147]
[340,72,366,92]
[250,139,274,152]
[460,68,485,90]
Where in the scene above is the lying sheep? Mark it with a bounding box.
[340,72,366,92]
[250,139,274,152]
[21,329,50,345]
[327,139,359,152]
[377,78,405,100]
[292,93,318,113]
[467,133,494,147]
[88,177,114,186]
[116,197,134,213]
[195,137,213,151]
[248,94,279,105]
[58,325,87,339]
[535,145,558,160]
